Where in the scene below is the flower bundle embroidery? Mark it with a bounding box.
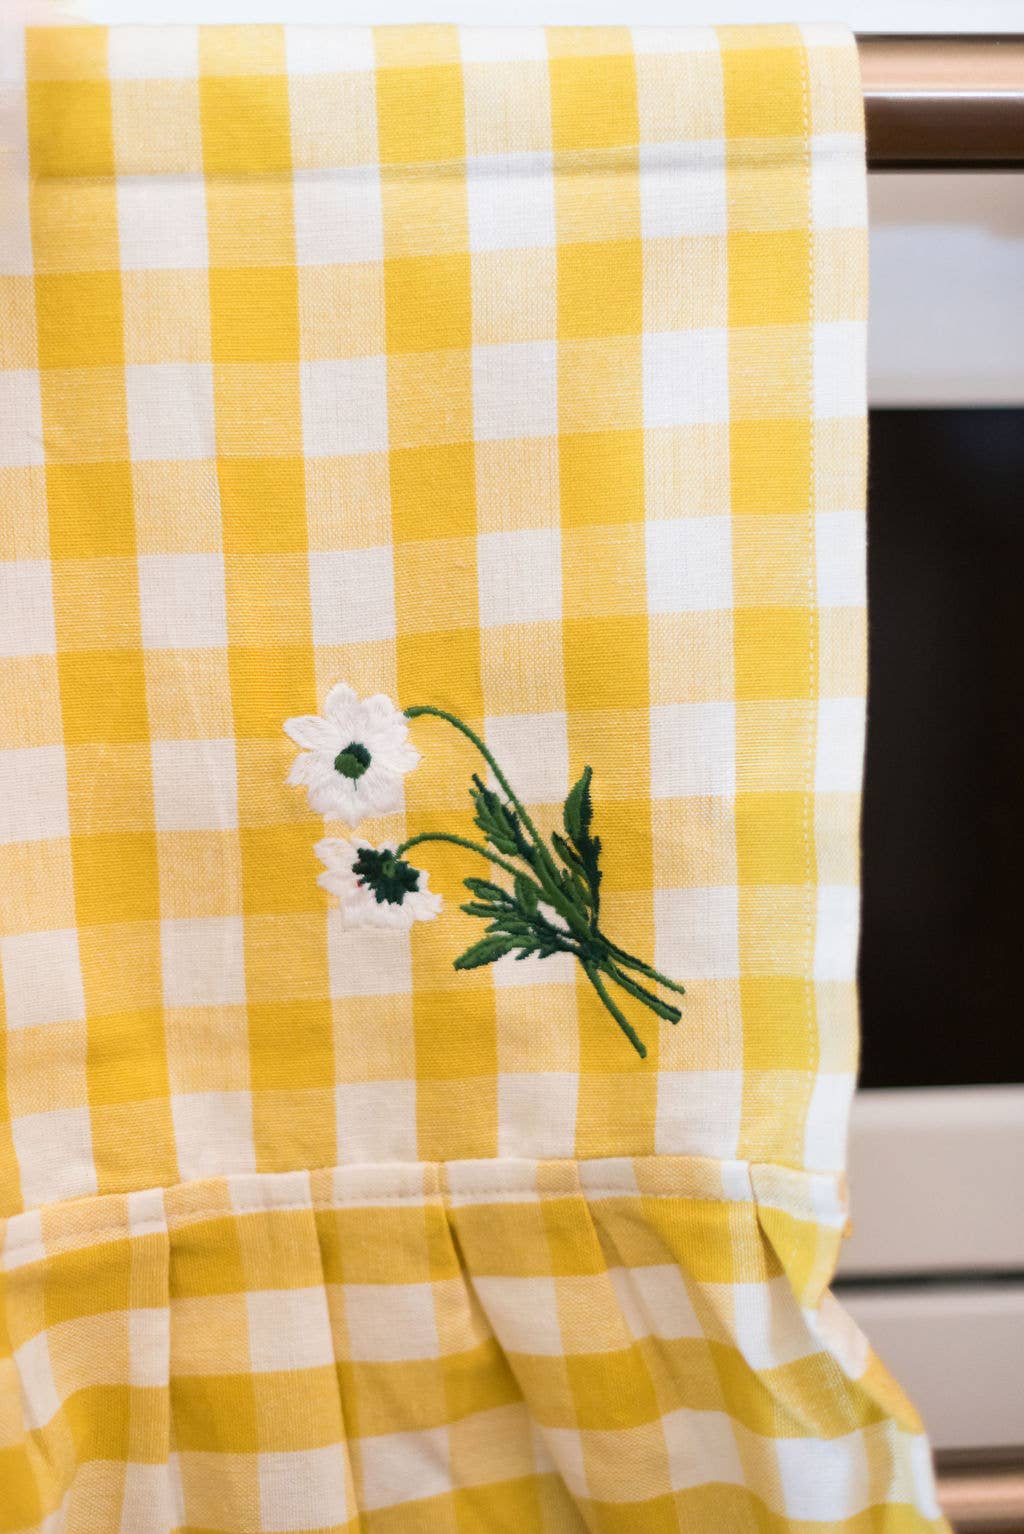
[284,686,685,1058]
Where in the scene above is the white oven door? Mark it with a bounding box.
[836,1086,1024,1453]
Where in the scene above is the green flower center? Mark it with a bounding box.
[334,741,371,781]
[353,847,421,906]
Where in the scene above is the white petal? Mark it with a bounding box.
[322,682,359,725]
[361,692,404,724]
[314,836,359,875]
[283,714,339,751]
[407,885,442,922]
[307,773,365,824]
[372,736,420,774]
[286,751,330,789]
[354,762,407,818]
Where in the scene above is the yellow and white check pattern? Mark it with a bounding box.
[0,21,945,1531]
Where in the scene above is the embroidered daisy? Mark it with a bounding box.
[315,837,442,929]
[283,683,419,826]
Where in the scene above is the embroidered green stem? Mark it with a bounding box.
[582,962,647,1059]
[402,703,686,1057]
[599,957,682,1023]
[598,941,688,997]
[404,705,560,879]
[396,831,540,892]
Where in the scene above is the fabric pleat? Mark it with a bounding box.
[2,1157,942,1531]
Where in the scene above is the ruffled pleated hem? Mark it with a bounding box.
[0,1155,947,1533]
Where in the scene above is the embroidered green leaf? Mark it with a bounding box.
[562,767,602,920]
[563,765,593,844]
[514,873,539,915]
[469,775,536,865]
[453,934,521,970]
[463,876,515,905]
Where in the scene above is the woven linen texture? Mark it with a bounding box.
[0,21,946,1532]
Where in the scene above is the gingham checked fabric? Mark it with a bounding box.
[0,21,946,1532]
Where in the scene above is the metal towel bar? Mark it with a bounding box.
[858,35,1024,169]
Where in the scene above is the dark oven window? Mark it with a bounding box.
[859,409,1024,1089]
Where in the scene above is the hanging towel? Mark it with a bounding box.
[0,22,947,1533]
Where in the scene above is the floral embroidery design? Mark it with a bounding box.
[282,682,419,824]
[285,689,685,1058]
[315,837,442,929]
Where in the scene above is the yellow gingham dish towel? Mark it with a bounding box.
[0,21,947,1532]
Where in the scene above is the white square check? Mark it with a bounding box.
[814,321,866,420]
[645,515,733,613]
[640,141,727,238]
[655,885,740,982]
[258,1447,349,1532]
[0,560,55,656]
[633,26,719,55]
[0,746,70,844]
[285,26,375,75]
[11,1107,97,1207]
[815,697,865,793]
[650,702,736,798]
[466,151,555,252]
[359,1426,452,1512]
[663,1408,744,1492]
[0,61,30,274]
[471,1276,562,1356]
[152,738,238,833]
[476,528,562,629]
[654,1069,743,1158]
[810,135,868,230]
[1,929,85,1031]
[729,1276,818,1370]
[539,1427,586,1497]
[908,1432,944,1520]
[342,1283,439,1364]
[13,1331,60,1430]
[803,1072,854,1172]
[0,370,44,467]
[301,357,389,458]
[309,546,395,647]
[138,553,227,650]
[460,29,549,64]
[816,511,866,608]
[118,1462,179,1534]
[814,885,859,981]
[777,1429,870,1520]
[608,1263,702,1342]
[327,915,412,998]
[128,1307,170,1387]
[108,25,199,79]
[814,1289,869,1380]
[491,946,576,992]
[483,710,568,805]
[2,1209,45,1273]
[472,340,558,442]
[161,917,246,1009]
[644,328,729,427]
[497,1073,577,1158]
[126,363,215,461]
[293,167,383,267]
[335,1081,418,1162]
[117,177,208,270]
[171,1092,257,1180]
[247,1288,334,1374]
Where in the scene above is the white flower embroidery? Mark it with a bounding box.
[283,683,419,826]
[315,837,442,929]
